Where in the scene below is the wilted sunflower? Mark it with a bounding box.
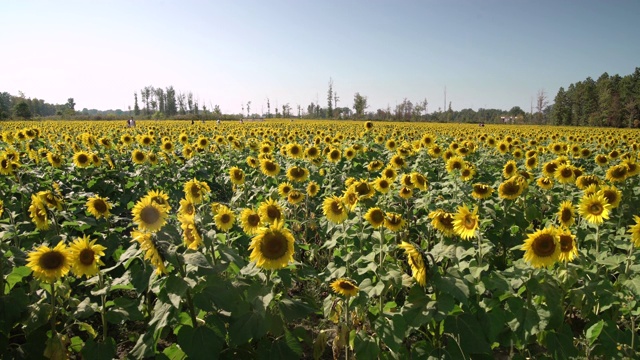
[398,186,413,199]
[498,178,524,200]
[46,152,63,168]
[453,204,479,240]
[259,198,284,224]
[287,190,305,205]
[364,207,385,228]
[86,195,112,219]
[178,198,196,219]
[522,227,560,268]
[557,201,575,228]
[599,185,622,209]
[286,166,309,183]
[471,183,493,200]
[322,195,349,224]
[29,195,49,230]
[37,190,63,210]
[260,159,281,177]
[411,172,428,191]
[73,151,92,168]
[606,164,628,183]
[131,230,167,275]
[306,181,320,197]
[239,208,262,235]
[331,278,359,297]
[578,192,611,225]
[367,160,385,172]
[68,235,106,278]
[429,209,456,237]
[26,242,71,283]
[628,215,640,247]
[184,178,211,204]
[557,229,578,263]
[351,179,375,200]
[132,197,168,232]
[398,241,428,287]
[576,174,601,190]
[214,205,236,232]
[180,217,203,250]
[384,212,405,232]
[248,220,295,270]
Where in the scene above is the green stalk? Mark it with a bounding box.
[595,225,600,253]
[99,272,108,341]
[176,260,198,327]
[344,298,350,360]
[50,282,57,335]
[379,226,385,314]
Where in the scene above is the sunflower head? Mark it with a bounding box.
[259,199,284,224]
[628,215,640,248]
[27,242,71,283]
[248,220,295,270]
[132,197,168,232]
[240,208,262,235]
[331,278,359,297]
[384,212,405,232]
[578,192,612,226]
[364,207,385,228]
[471,183,493,200]
[522,227,560,268]
[453,205,479,240]
[322,195,349,224]
[86,195,112,219]
[398,241,428,287]
[557,229,578,263]
[214,205,236,232]
[69,235,106,278]
[184,178,211,204]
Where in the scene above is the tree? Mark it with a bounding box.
[177,93,186,115]
[165,86,177,117]
[327,78,334,118]
[536,89,549,124]
[266,98,271,118]
[14,101,32,119]
[247,101,251,118]
[0,92,13,119]
[155,88,165,116]
[134,93,140,116]
[353,92,368,119]
[67,98,76,112]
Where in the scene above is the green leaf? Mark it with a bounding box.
[183,252,213,269]
[284,328,304,356]
[278,298,316,322]
[178,325,224,360]
[443,313,491,354]
[544,324,579,359]
[354,330,380,359]
[162,344,187,360]
[375,314,407,354]
[433,273,470,307]
[585,319,604,346]
[0,288,29,335]
[228,311,267,346]
[80,337,117,360]
[161,275,189,309]
[5,266,31,292]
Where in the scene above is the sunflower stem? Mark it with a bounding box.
[595,225,600,253]
[176,260,199,327]
[50,281,57,335]
[379,226,384,315]
[476,232,483,268]
[344,298,350,360]
[99,272,108,342]
[624,243,634,277]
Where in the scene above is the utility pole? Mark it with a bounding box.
[444,86,447,116]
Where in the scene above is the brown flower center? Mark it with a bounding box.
[93,199,108,213]
[532,234,556,257]
[140,206,160,224]
[79,248,95,266]
[39,251,64,270]
[261,232,288,259]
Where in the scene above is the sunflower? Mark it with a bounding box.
[0,199,3,218]
[37,190,63,210]
[29,195,49,230]
[557,229,578,263]
[26,242,71,283]
[330,278,359,297]
[576,174,601,190]
[246,156,259,168]
[259,198,284,224]
[287,190,305,205]
[389,154,406,169]
[260,159,281,177]
[144,189,172,211]
[469,183,492,200]
[184,178,211,204]
[327,148,342,163]
[429,209,456,237]
[524,156,538,170]
[73,151,92,168]
[178,198,196,219]
[248,220,295,270]
[398,186,413,199]
[286,166,309,183]
[554,164,576,184]
[502,160,518,179]
[498,178,524,200]
[578,193,611,225]
[411,172,428,191]
[364,207,385,228]
[132,197,168,232]
[446,156,465,173]
[557,201,575,228]
[68,235,106,278]
[384,212,405,232]
[239,208,262,235]
[367,160,385,172]
[521,227,560,268]
[351,179,375,200]
[537,177,554,190]
[47,152,63,168]
[306,181,320,197]
[398,241,428,287]
[342,189,359,211]
[381,166,397,181]
[322,195,349,224]
[453,204,479,240]
[364,121,374,131]
[598,185,622,209]
[428,145,442,158]
[305,146,320,159]
[542,161,558,178]
[86,195,112,219]
[400,174,414,189]
[606,164,628,183]
[180,217,203,250]
[287,143,304,159]
[214,205,236,232]
[131,230,167,275]
[628,215,640,247]
[623,158,640,177]
[131,149,146,165]
[344,147,356,160]
[277,182,294,197]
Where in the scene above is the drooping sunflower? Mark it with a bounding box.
[557,229,578,263]
[184,178,211,204]
[330,278,359,297]
[29,195,49,230]
[398,241,428,287]
[46,152,63,168]
[239,208,262,235]
[86,195,112,219]
[411,172,428,191]
[628,215,640,247]
[599,185,622,209]
[498,178,524,200]
[248,220,295,270]
[306,181,320,197]
[131,230,167,275]
[287,190,305,205]
[367,160,385,172]
[351,179,376,200]
[471,183,493,200]
[364,207,385,228]
[384,212,405,232]
[453,204,479,240]
[398,186,413,199]
[214,205,236,232]
[68,235,106,278]
[178,198,196,219]
[180,217,203,250]
[400,174,414,189]
[429,209,456,237]
[259,198,284,224]
[260,159,281,177]
[605,164,628,183]
[322,195,349,224]
[578,192,611,225]
[576,174,601,190]
[286,166,309,183]
[536,177,554,191]
[144,189,172,212]
[131,197,168,232]
[26,242,71,283]
[73,151,92,168]
[37,190,63,210]
[521,227,560,268]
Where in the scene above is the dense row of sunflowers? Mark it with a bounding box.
[1,119,640,359]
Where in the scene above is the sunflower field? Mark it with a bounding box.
[1,120,640,359]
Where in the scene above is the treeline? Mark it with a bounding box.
[133,85,222,120]
[551,67,640,127]
[0,92,76,120]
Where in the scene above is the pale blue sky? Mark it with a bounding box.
[1,0,638,115]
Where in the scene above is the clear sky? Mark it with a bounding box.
[1,0,639,115]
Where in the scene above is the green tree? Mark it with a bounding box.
[353,92,368,119]
[14,101,32,119]
[327,78,334,118]
[0,92,13,119]
[551,88,571,125]
[67,98,76,112]
[134,93,140,116]
[165,86,177,117]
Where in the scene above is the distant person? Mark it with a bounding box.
[191,119,194,125]
[217,119,221,126]
[127,118,133,127]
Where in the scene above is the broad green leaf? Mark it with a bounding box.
[585,320,604,346]
[443,313,491,354]
[80,337,117,360]
[354,330,380,359]
[178,325,223,360]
